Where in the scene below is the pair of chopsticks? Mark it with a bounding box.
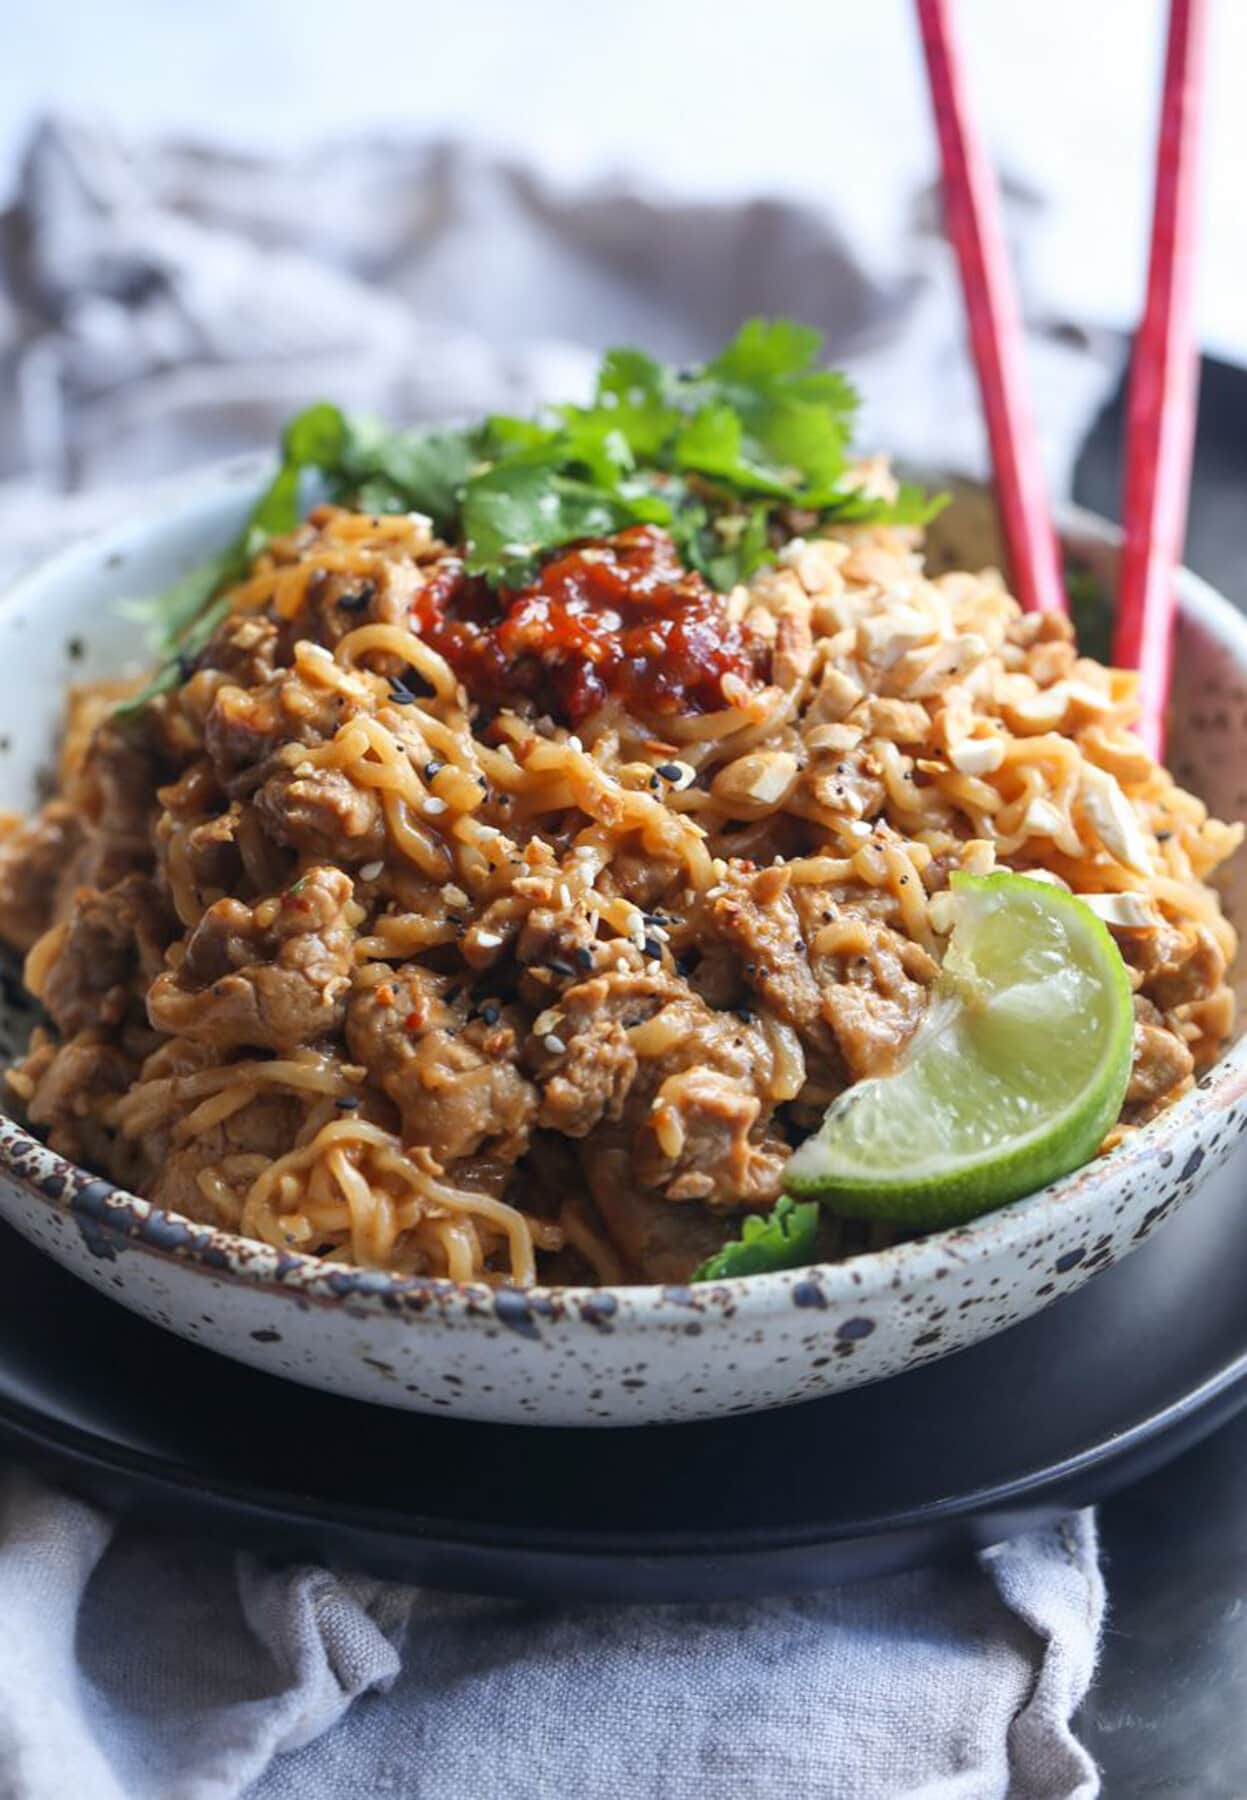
[916,0,1207,759]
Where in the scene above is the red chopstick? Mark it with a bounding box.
[915,0,1067,617]
[1112,0,1208,760]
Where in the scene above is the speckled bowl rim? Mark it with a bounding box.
[1,466,1245,1333]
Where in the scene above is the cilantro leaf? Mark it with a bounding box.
[462,466,639,587]
[593,347,677,457]
[281,401,349,470]
[674,404,795,497]
[825,479,950,527]
[705,317,825,383]
[692,1195,820,1282]
[329,417,477,536]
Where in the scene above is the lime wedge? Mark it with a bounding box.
[785,871,1134,1229]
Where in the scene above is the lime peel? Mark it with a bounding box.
[785,871,1135,1230]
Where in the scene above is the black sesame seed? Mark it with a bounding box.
[643,937,664,961]
[546,957,576,977]
[66,636,85,661]
[390,666,435,703]
[574,947,594,970]
[656,762,683,781]
[335,1096,361,1110]
[480,1004,501,1026]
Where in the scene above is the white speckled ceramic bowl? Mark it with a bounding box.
[0,462,1244,1426]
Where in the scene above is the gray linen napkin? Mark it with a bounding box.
[0,116,1122,584]
[0,116,1121,1798]
[0,1472,1103,1800]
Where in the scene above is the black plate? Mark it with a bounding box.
[1,1148,1246,1601]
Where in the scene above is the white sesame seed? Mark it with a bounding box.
[566,735,583,753]
[544,1034,566,1055]
[301,641,333,661]
[358,860,384,882]
[422,796,448,816]
[475,930,503,949]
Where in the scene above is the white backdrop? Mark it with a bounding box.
[1,0,1246,363]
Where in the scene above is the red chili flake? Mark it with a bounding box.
[405,1011,422,1032]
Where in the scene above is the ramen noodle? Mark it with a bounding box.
[0,497,1239,1286]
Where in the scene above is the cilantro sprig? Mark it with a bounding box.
[118,319,944,714]
[467,318,943,586]
[692,1195,820,1283]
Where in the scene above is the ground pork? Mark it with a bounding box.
[346,962,536,1166]
[525,966,790,1213]
[34,875,175,1038]
[147,866,355,1051]
[0,802,85,952]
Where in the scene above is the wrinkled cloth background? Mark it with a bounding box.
[0,119,1119,1798]
[0,119,1121,582]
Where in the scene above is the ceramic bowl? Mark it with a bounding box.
[0,461,1244,1427]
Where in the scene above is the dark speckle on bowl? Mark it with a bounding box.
[792,1279,827,1310]
[836,1316,876,1341]
[494,1289,540,1340]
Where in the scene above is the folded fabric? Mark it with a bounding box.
[0,1472,1103,1800]
[0,116,1122,587]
